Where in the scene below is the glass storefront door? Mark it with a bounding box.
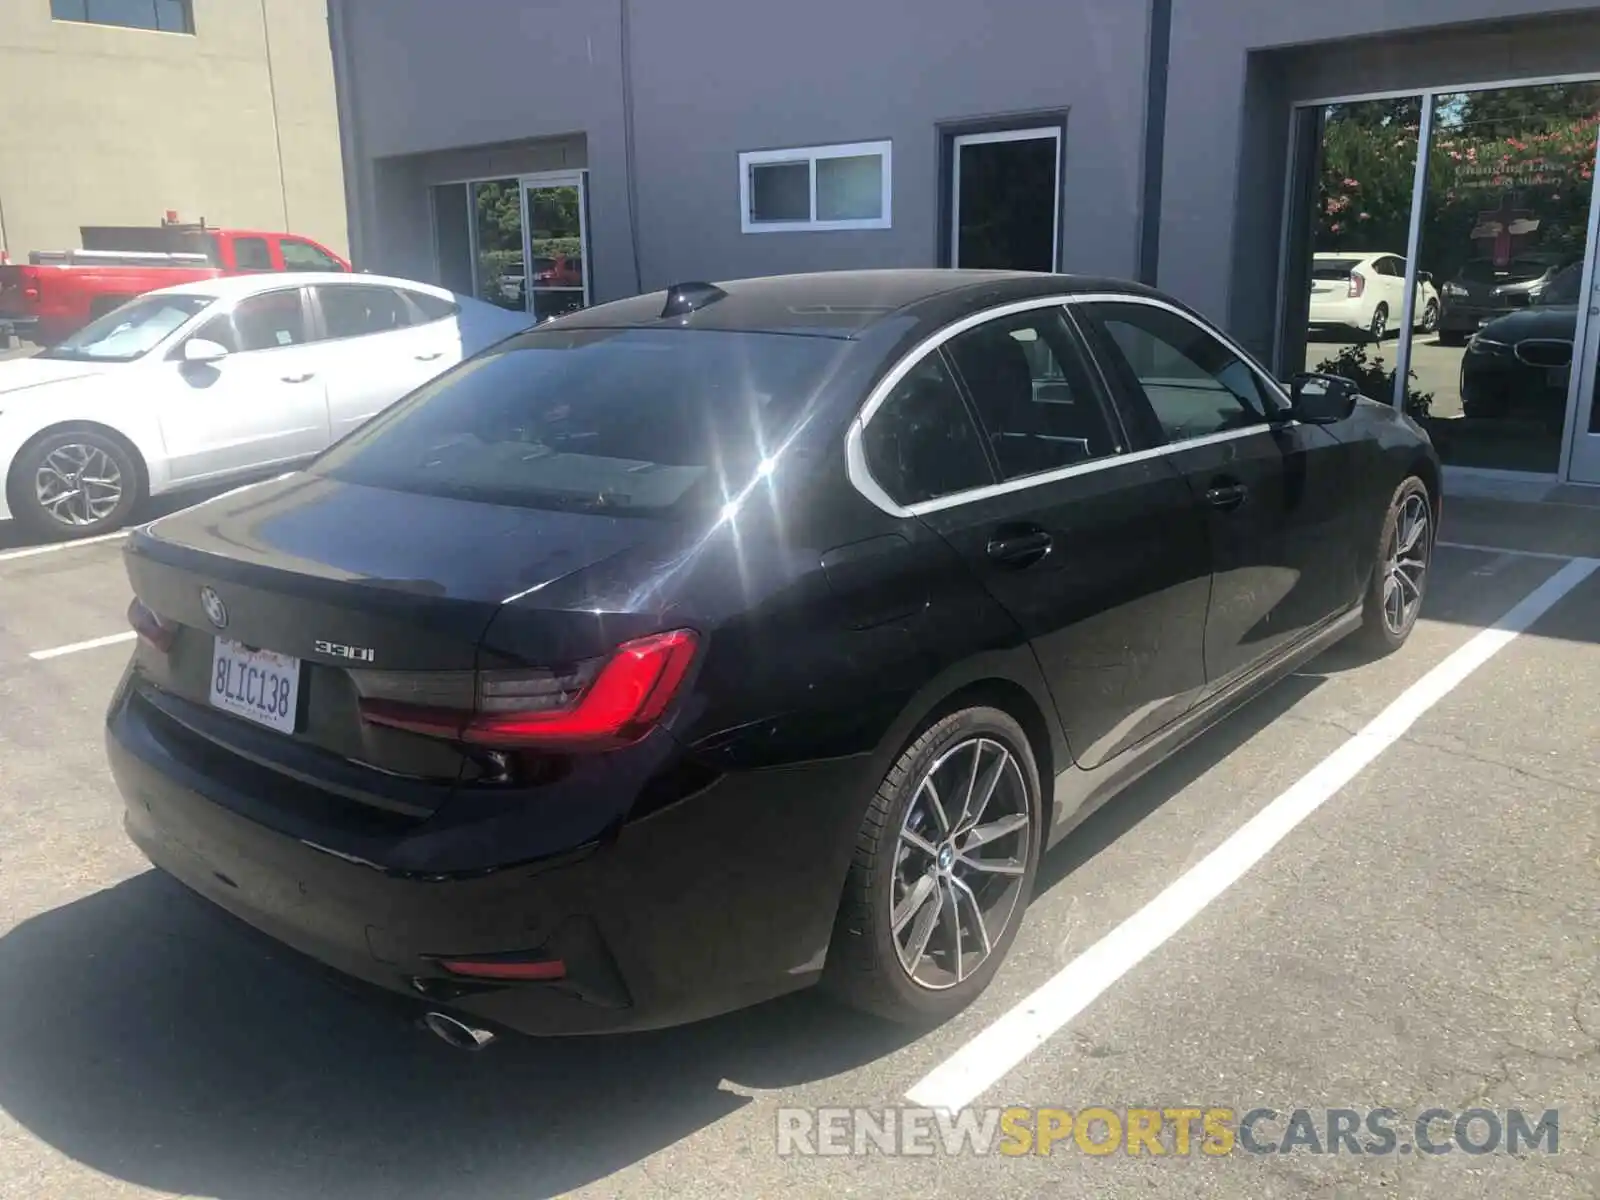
[524,172,590,322]
[1284,79,1600,485]
[429,170,593,320]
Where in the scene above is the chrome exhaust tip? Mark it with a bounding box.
[422,1010,497,1051]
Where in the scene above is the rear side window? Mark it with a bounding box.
[232,237,274,271]
[405,290,460,322]
[943,309,1120,482]
[862,353,992,505]
[316,285,412,338]
[310,327,853,518]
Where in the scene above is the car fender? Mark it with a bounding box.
[0,377,169,513]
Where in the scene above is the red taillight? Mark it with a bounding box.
[438,957,567,981]
[127,597,178,653]
[1348,271,1366,299]
[357,628,699,752]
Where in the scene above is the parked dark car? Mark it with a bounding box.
[1437,252,1577,345]
[106,269,1441,1045]
[1459,262,1581,429]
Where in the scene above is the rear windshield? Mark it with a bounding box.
[1458,257,1563,283]
[310,326,853,518]
[1312,259,1361,280]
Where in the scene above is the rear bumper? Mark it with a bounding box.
[107,672,872,1036]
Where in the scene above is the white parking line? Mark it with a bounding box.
[0,531,128,563]
[906,555,1600,1111]
[29,631,136,661]
[1437,540,1577,562]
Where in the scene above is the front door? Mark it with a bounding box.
[949,127,1062,272]
[161,288,331,483]
[1074,299,1362,691]
[871,303,1213,773]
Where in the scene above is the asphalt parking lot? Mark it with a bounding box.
[1,496,1598,1200]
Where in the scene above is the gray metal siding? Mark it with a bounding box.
[331,0,1153,300]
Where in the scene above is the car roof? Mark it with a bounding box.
[536,269,1167,340]
[146,272,453,303]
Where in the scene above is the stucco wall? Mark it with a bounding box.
[0,0,347,258]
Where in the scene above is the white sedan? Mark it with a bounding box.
[1308,251,1441,343]
[0,273,531,538]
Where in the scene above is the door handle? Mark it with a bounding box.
[281,372,316,384]
[1205,481,1249,511]
[414,351,444,361]
[986,528,1053,567]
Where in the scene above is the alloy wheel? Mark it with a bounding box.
[1369,308,1388,342]
[890,736,1033,991]
[1422,300,1440,333]
[1382,492,1430,636]
[34,442,123,528]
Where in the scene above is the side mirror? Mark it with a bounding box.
[1289,372,1361,424]
[182,338,229,365]
[1417,271,1433,284]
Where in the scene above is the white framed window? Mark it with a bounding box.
[739,140,893,233]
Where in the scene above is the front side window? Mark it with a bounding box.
[316,285,412,339]
[861,353,993,506]
[280,239,344,272]
[310,327,853,519]
[38,294,212,362]
[51,0,192,33]
[740,141,892,233]
[1082,302,1281,444]
[232,237,274,272]
[944,309,1121,482]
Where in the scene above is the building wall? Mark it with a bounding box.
[1160,2,1600,358]
[0,0,347,259]
[330,0,1155,302]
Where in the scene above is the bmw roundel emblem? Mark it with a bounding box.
[200,587,228,630]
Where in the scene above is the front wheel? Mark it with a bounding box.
[6,427,143,540]
[1354,476,1433,655]
[1367,304,1389,343]
[826,706,1042,1024]
[1419,299,1440,333]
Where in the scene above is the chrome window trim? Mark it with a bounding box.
[844,291,1298,518]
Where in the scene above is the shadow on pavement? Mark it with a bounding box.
[0,871,914,1200]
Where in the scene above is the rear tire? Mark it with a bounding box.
[825,706,1042,1025]
[1353,475,1433,656]
[6,426,144,541]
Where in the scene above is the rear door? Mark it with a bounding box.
[159,287,332,482]
[1072,298,1361,695]
[862,302,1213,772]
[308,283,432,439]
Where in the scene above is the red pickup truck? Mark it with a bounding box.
[0,222,350,346]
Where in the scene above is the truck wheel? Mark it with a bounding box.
[7,427,144,540]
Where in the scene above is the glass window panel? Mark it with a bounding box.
[748,162,811,224]
[1412,82,1600,472]
[815,154,883,221]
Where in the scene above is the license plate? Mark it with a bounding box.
[209,638,301,734]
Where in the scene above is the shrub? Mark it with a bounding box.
[1311,342,1433,420]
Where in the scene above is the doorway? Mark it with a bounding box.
[946,125,1063,272]
[1279,80,1600,485]
[430,169,592,322]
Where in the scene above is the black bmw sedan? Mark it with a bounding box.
[107,269,1440,1042]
